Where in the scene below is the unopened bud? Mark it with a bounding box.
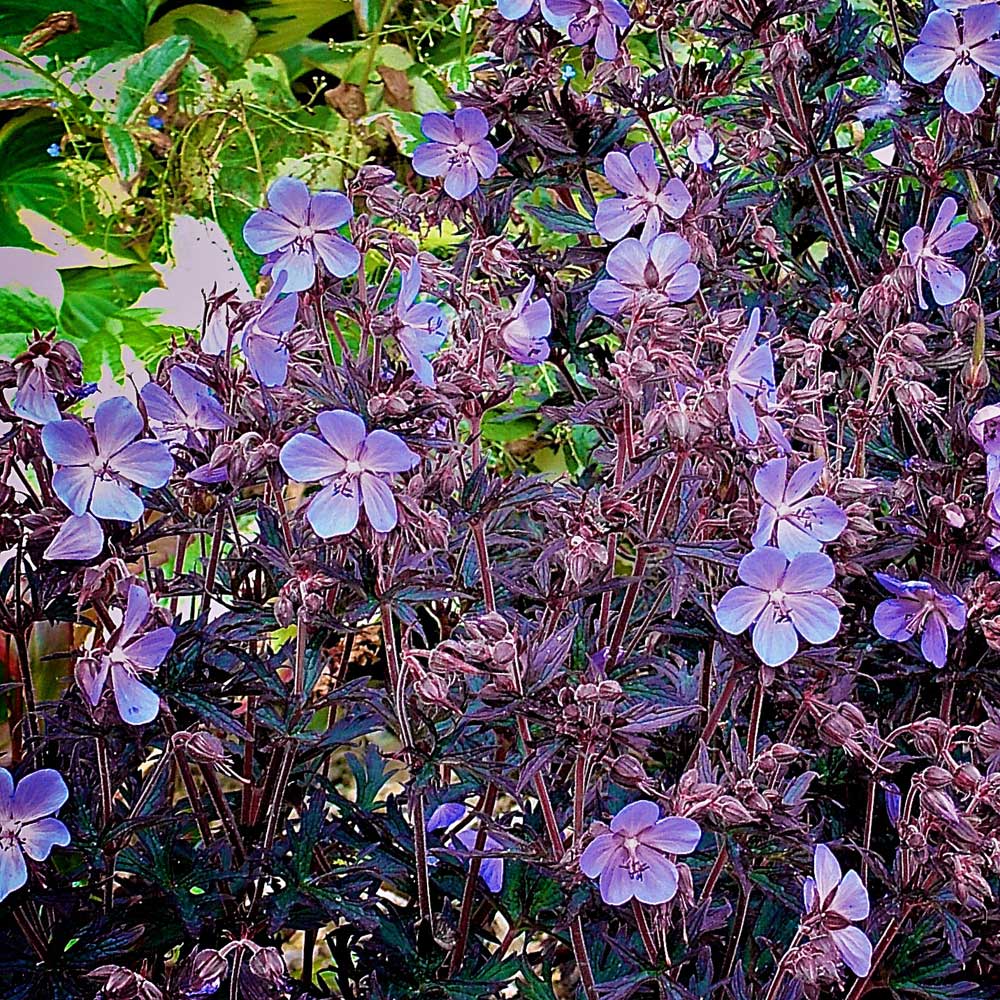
[610,755,649,788]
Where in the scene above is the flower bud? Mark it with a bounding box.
[610,755,649,788]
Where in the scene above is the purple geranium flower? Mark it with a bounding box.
[727,308,776,446]
[42,397,174,561]
[279,410,419,537]
[499,277,551,364]
[242,176,360,293]
[13,358,61,425]
[427,802,504,892]
[589,230,700,316]
[687,130,715,167]
[393,260,448,386]
[579,800,700,906]
[872,573,967,668]
[78,584,174,725]
[498,0,533,16]
[594,143,692,243]
[238,274,300,387]
[904,5,1000,114]
[715,547,842,667]
[412,109,498,200]
[802,844,872,977]
[0,767,71,903]
[751,458,847,557]
[140,367,231,446]
[969,402,1000,490]
[903,198,977,308]
[545,0,630,61]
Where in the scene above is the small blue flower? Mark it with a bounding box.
[154,90,169,104]
[147,115,165,130]
[46,143,61,157]
[561,64,577,81]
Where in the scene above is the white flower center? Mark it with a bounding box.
[345,459,363,475]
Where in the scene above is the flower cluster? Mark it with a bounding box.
[1,1,999,998]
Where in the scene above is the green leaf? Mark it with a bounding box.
[0,285,56,345]
[0,0,149,60]
[245,0,352,53]
[522,202,595,235]
[146,5,255,74]
[353,0,384,33]
[102,123,142,186]
[0,49,56,109]
[115,35,191,125]
[57,265,166,376]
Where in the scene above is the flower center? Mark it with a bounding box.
[345,459,363,476]
[298,225,315,240]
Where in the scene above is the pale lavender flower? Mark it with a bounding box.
[589,230,700,315]
[498,0,533,16]
[42,397,174,561]
[499,277,551,364]
[242,176,360,292]
[240,274,300,388]
[968,402,1000,490]
[279,410,419,537]
[78,584,174,725]
[873,574,967,668]
[751,458,847,557]
[579,800,700,906]
[715,547,841,667]
[412,109,498,200]
[594,143,692,242]
[0,767,70,903]
[427,802,504,892]
[13,358,60,424]
[802,844,872,977]
[545,0,630,60]
[687,130,715,167]
[727,308,776,445]
[140,366,231,446]
[44,514,106,562]
[393,260,448,386]
[903,5,1000,114]
[902,197,977,308]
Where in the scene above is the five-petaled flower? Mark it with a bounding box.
[498,277,552,365]
[0,767,71,903]
[412,109,498,200]
[279,410,419,537]
[78,584,175,726]
[589,230,700,316]
[752,458,847,557]
[42,397,174,561]
[140,366,231,447]
[594,143,692,243]
[903,5,1000,114]
[579,800,700,906]
[902,197,977,308]
[726,308,777,445]
[243,176,360,293]
[545,0,630,61]
[393,259,448,386]
[872,573,967,668]
[801,844,872,977]
[715,547,842,667]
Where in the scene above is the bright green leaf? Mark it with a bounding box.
[103,124,142,187]
[115,35,191,125]
[146,5,256,74]
[0,49,55,109]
